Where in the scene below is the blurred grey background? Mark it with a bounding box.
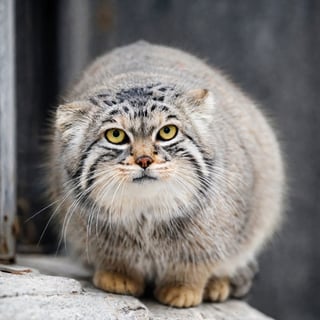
[16,1,320,319]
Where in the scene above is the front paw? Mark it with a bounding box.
[204,277,231,302]
[154,283,203,308]
[93,270,144,297]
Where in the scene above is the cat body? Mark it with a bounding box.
[50,41,284,307]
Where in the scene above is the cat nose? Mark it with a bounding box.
[135,155,153,169]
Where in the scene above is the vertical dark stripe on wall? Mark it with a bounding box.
[15,1,59,252]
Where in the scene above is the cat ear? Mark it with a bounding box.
[56,101,93,132]
[184,88,214,114]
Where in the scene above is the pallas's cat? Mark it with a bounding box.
[49,41,284,307]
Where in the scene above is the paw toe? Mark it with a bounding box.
[155,284,202,308]
[204,277,230,302]
[93,270,144,297]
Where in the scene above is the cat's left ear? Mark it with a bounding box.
[55,101,96,144]
[184,89,214,114]
[55,101,93,132]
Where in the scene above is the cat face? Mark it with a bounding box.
[55,85,215,221]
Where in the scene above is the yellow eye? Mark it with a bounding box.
[157,125,178,141]
[105,128,128,144]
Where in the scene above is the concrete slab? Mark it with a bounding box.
[0,255,274,320]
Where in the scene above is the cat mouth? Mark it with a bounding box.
[132,174,157,183]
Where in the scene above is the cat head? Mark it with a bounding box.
[55,84,216,222]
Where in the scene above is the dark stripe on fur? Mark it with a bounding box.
[166,114,178,120]
[70,138,101,181]
[97,145,126,153]
[163,140,184,151]
[89,97,99,106]
[86,148,123,189]
[109,109,121,116]
[182,152,209,198]
[122,106,130,113]
[86,154,108,189]
[102,118,117,124]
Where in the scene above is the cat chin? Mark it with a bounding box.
[91,180,195,223]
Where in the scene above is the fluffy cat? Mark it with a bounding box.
[49,41,285,307]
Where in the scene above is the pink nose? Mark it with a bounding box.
[135,155,153,169]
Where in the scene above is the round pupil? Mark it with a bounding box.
[163,127,171,134]
[113,130,120,137]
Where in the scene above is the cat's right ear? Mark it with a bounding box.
[185,89,214,112]
[55,101,93,132]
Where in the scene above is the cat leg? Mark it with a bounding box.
[93,267,145,297]
[204,260,258,302]
[154,263,211,308]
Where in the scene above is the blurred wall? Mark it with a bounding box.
[16,1,320,319]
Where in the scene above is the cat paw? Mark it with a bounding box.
[93,270,144,297]
[230,260,258,298]
[204,277,230,302]
[154,283,203,308]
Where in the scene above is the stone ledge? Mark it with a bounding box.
[0,255,274,320]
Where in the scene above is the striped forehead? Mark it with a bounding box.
[90,86,178,136]
[118,103,176,137]
[90,84,180,108]
[90,85,181,131]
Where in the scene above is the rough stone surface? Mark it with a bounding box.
[0,269,82,298]
[0,255,274,320]
[1,294,149,320]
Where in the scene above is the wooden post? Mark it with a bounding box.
[0,0,16,263]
